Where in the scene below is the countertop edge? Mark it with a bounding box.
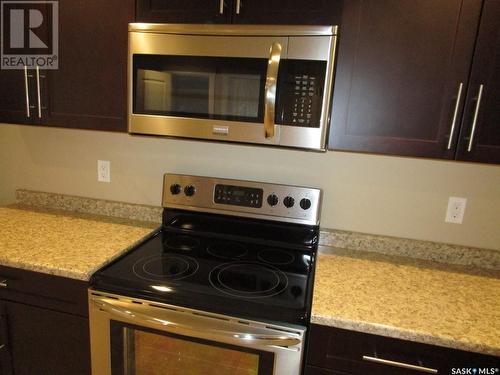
[310,315,500,357]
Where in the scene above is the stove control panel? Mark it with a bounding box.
[163,174,322,225]
[214,185,263,208]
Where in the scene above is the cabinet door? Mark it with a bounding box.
[0,0,47,126]
[304,365,354,375]
[456,0,500,164]
[0,69,38,125]
[231,0,343,25]
[136,0,231,23]
[328,0,482,159]
[307,325,500,375]
[0,302,13,375]
[41,0,134,132]
[4,300,90,375]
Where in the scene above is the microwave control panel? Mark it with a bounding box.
[278,60,327,128]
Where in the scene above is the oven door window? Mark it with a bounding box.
[133,55,267,123]
[110,321,274,375]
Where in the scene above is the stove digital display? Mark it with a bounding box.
[214,184,263,208]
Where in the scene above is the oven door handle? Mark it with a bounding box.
[263,42,282,139]
[91,296,302,348]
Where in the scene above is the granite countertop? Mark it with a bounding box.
[2,191,500,357]
[311,247,500,357]
[0,205,157,281]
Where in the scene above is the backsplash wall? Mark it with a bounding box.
[1,123,499,250]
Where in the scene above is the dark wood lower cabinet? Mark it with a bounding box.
[0,302,13,375]
[4,301,90,375]
[0,266,90,375]
[307,325,500,375]
[304,365,353,375]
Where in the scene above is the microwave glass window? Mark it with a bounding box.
[133,55,267,122]
[110,321,275,374]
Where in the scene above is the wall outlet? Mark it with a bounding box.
[97,160,110,183]
[445,196,466,224]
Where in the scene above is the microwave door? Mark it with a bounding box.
[128,33,289,146]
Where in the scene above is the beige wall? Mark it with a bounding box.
[1,123,499,250]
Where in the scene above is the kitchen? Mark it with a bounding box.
[0,0,499,374]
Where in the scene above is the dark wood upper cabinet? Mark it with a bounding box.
[0,69,37,126]
[136,0,343,25]
[0,1,49,127]
[41,0,134,132]
[136,0,231,23]
[455,0,500,164]
[0,0,133,132]
[328,0,483,159]
[230,0,343,25]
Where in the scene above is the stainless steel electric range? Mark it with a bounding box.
[89,174,322,375]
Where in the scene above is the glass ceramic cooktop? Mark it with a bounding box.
[91,230,314,325]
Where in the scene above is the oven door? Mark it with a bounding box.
[89,291,305,375]
[128,30,288,147]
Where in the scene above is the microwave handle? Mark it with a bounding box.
[264,42,282,138]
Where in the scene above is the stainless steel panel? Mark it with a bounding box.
[128,25,338,151]
[280,35,337,150]
[129,23,337,37]
[287,36,333,60]
[129,32,289,58]
[129,115,280,145]
[162,174,322,225]
[89,290,305,375]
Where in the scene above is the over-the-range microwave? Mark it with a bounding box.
[128,24,338,151]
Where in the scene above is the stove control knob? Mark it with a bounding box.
[184,185,196,197]
[170,183,182,195]
[299,198,312,210]
[283,196,295,208]
[267,194,279,206]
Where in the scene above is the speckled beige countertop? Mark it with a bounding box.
[2,193,500,357]
[0,206,157,281]
[312,247,500,356]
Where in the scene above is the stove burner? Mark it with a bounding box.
[209,262,288,299]
[207,242,248,260]
[164,235,200,251]
[133,255,199,282]
[257,249,295,265]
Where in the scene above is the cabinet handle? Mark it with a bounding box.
[0,344,5,351]
[447,82,463,150]
[363,355,438,373]
[24,66,31,118]
[467,84,484,152]
[235,0,241,14]
[0,279,7,288]
[264,42,282,138]
[36,66,43,119]
[219,0,224,14]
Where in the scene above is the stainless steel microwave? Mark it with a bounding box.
[128,24,338,151]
